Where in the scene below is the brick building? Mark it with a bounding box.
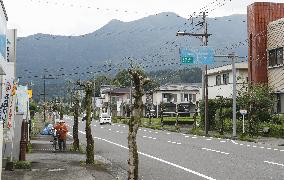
[247,2,284,84]
[267,17,284,113]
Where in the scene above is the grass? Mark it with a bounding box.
[80,160,108,171]
[69,144,85,154]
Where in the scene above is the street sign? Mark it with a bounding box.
[197,47,214,65]
[179,48,196,64]
[240,109,247,115]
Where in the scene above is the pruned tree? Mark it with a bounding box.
[72,90,80,151]
[128,66,150,180]
[77,80,95,164]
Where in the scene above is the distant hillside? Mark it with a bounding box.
[16,12,248,99]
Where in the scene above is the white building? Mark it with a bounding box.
[206,63,248,99]
[267,17,284,113]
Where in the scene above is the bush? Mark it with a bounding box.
[260,123,284,138]
[14,161,31,169]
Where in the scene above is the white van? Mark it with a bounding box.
[99,113,112,125]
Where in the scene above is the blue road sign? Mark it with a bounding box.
[179,48,196,64]
[197,47,214,65]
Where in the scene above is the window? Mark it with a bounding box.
[192,94,196,102]
[223,73,229,85]
[184,94,188,101]
[269,47,283,66]
[216,75,221,86]
[276,48,283,65]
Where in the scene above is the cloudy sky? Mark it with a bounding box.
[3,0,284,37]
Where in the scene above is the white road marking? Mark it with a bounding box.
[149,131,152,133]
[206,139,212,141]
[202,148,229,155]
[177,142,182,145]
[144,130,147,132]
[93,137,216,180]
[108,129,112,131]
[191,137,197,139]
[118,125,121,127]
[139,129,142,131]
[101,127,104,129]
[78,130,86,135]
[274,149,279,151]
[267,148,271,150]
[264,161,284,167]
[185,136,189,138]
[155,132,158,134]
[280,150,284,152]
[168,141,171,143]
[94,125,97,127]
[123,126,126,128]
[217,138,221,140]
[253,145,257,148]
[172,142,176,144]
[67,132,73,137]
[246,145,251,147]
[116,131,120,133]
[152,138,157,140]
[166,133,171,135]
[220,141,226,143]
[143,136,147,138]
[260,147,264,149]
[239,144,243,146]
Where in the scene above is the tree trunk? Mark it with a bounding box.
[128,96,142,180]
[85,87,94,164]
[73,97,80,151]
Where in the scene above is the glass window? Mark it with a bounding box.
[223,73,229,85]
[269,49,276,66]
[184,94,188,102]
[276,47,283,65]
[216,75,221,86]
[192,94,196,102]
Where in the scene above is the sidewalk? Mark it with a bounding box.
[2,134,116,180]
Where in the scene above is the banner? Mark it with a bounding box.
[7,82,17,128]
[28,89,33,99]
[0,79,13,122]
[16,85,29,116]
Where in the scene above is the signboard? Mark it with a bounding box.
[197,47,214,65]
[240,109,247,115]
[28,89,33,99]
[0,9,7,61]
[179,47,214,65]
[6,29,17,63]
[16,85,29,115]
[0,79,13,122]
[179,48,196,64]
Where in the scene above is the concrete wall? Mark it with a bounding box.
[247,2,284,84]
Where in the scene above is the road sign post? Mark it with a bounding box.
[240,109,247,134]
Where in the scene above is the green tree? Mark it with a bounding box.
[237,84,275,135]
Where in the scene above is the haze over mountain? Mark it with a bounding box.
[16,12,247,98]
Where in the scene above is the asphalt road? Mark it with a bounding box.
[63,116,284,180]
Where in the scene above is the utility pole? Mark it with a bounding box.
[42,75,54,122]
[176,12,211,135]
[229,53,237,138]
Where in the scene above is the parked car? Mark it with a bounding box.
[99,113,112,125]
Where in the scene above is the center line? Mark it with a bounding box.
[264,161,284,167]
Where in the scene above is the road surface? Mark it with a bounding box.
[64,116,284,180]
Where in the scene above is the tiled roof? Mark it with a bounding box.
[0,0,8,21]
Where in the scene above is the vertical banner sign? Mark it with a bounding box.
[197,47,214,65]
[16,85,29,116]
[7,82,17,128]
[6,29,16,63]
[0,10,6,61]
[0,80,13,122]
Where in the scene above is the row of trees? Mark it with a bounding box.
[59,64,151,180]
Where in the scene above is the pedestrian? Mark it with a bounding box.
[54,119,68,151]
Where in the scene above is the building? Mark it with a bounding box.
[143,84,201,116]
[247,2,284,84]
[100,86,131,117]
[206,63,248,99]
[267,17,284,113]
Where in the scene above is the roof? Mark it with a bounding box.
[157,83,201,92]
[102,87,130,94]
[0,0,8,21]
[207,62,248,75]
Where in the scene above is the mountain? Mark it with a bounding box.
[16,12,248,99]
